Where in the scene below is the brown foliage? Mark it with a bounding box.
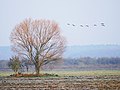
[10,18,66,74]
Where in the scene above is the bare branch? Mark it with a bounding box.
[10,18,66,74]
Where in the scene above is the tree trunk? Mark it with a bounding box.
[14,70,18,75]
[26,65,29,72]
[35,65,40,75]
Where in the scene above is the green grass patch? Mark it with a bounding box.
[0,71,14,77]
[0,70,120,77]
[42,70,120,76]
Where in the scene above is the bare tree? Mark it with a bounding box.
[10,18,66,75]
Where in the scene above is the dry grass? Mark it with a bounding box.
[0,70,120,77]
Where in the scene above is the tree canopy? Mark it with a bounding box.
[10,18,66,74]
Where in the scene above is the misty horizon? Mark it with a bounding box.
[0,45,120,60]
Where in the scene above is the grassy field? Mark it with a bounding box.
[42,70,120,76]
[0,71,14,77]
[0,70,120,77]
[1,70,120,90]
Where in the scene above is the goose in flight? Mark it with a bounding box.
[80,25,83,27]
[67,23,70,25]
[101,23,105,26]
[72,24,75,26]
[86,25,89,27]
[94,24,97,26]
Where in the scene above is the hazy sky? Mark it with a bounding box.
[0,0,120,46]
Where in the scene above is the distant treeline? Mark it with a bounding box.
[0,57,120,70]
[64,57,120,65]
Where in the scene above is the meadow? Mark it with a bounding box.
[42,70,120,76]
[0,70,120,77]
[0,70,120,89]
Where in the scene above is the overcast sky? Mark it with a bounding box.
[0,0,120,46]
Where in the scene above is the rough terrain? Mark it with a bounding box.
[0,75,120,90]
